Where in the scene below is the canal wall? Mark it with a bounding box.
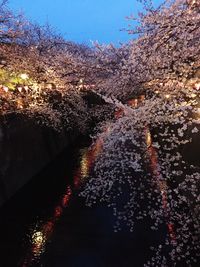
[0,91,114,207]
[0,113,73,206]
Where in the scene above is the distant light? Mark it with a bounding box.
[140,95,145,101]
[20,73,29,80]
[80,152,89,178]
[146,129,152,148]
[17,87,22,93]
[165,94,170,99]
[128,98,138,108]
[190,93,197,98]
[195,82,200,90]
[3,86,8,92]
[155,90,159,94]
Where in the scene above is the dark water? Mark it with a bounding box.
[0,136,92,267]
[0,113,199,266]
[0,131,166,267]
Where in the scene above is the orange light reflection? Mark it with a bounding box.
[21,120,107,267]
[74,126,107,188]
[21,185,72,267]
[145,127,176,244]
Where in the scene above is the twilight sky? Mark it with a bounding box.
[9,0,163,45]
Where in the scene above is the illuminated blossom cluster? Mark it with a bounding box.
[95,0,200,100]
[0,1,100,129]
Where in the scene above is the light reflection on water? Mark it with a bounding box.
[20,131,105,267]
[127,96,177,243]
[145,127,176,244]
[21,185,72,267]
[74,128,108,189]
[31,231,46,257]
[122,96,177,243]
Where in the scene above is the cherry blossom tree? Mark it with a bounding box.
[97,0,199,99]
[0,0,26,43]
[81,1,200,266]
[0,1,96,129]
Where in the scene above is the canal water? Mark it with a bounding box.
[0,128,167,267]
[0,135,94,267]
[0,97,199,267]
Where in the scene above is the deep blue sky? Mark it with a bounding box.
[9,0,163,45]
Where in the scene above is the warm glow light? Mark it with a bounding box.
[32,231,45,246]
[165,94,170,99]
[195,82,200,90]
[155,90,159,94]
[140,95,145,101]
[146,126,176,243]
[190,93,197,98]
[3,86,8,92]
[80,154,89,178]
[31,230,46,257]
[128,99,138,108]
[20,73,29,80]
[146,129,152,148]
